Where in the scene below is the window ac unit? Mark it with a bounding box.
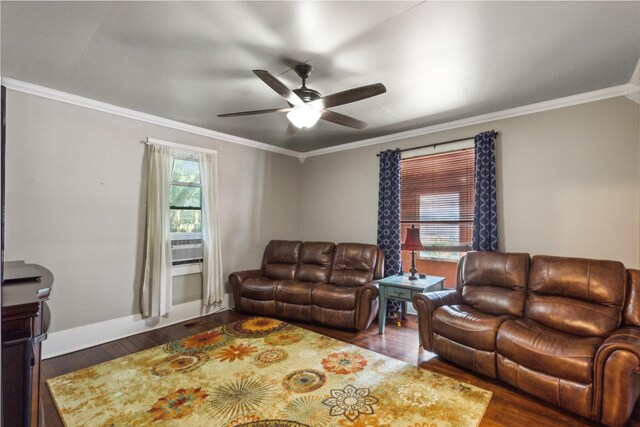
[171,239,203,265]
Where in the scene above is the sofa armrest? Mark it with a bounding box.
[413,290,462,312]
[228,269,263,310]
[412,290,462,351]
[594,327,640,426]
[357,281,379,299]
[354,282,380,331]
[600,327,640,354]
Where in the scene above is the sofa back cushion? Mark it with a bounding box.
[262,240,302,280]
[329,243,378,286]
[458,251,530,317]
[295,242,336,282]
[526,256,625,337]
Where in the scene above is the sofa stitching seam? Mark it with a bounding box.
[527,299,619,322]
[499,334,599,358]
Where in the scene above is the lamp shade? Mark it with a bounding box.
[402,225,423,251]
[287,104,321,128]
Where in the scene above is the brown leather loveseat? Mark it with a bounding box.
[229,240,384,330]
[413,251,640,426]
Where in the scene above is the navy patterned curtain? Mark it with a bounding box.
[472,130,498,251]
[376,149,402,315]
[377,149,401,274]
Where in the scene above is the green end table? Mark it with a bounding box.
[377,274,446,334]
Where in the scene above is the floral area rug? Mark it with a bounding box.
[47,317,492,426]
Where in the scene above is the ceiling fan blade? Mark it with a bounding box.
[218,107,291,118]
[253,70,304,106]
[285,123,299,138]
[311,83,386,109]
[320,110,369,130]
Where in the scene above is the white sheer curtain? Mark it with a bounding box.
[199,152,224,305]
[141,145,173,317]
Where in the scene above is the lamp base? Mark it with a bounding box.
[408,250,419,280]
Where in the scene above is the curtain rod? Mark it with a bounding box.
[145,137,221,157]
[376,132,499,157]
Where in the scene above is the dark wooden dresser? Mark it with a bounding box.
[2,261,53,427]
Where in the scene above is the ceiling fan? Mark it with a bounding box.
[218,63,386,135]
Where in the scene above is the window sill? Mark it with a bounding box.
[172,263,202,277]
[170,232,203,241]
[417,257,461,263]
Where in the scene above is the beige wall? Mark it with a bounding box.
[5,90,301,332]
[300,97,640,268]
[6,91,640,334]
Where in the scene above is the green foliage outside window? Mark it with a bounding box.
[170,158,202,233]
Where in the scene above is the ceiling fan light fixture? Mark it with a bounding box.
[287,104,321,129]
[219,65,386,132]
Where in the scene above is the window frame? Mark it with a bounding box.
[400,139,475,262]
[169,153,204,271]
[169,153,203,240]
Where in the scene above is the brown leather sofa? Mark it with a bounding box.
[229,240,384,330]
[413,251,640,426]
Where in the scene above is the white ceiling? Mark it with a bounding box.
[2,1,640,152]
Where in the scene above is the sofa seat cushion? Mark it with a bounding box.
[432,304,513,352]
[497,318,604,384]
[240,277,279,301]
[275,281,314,305]
[312,283,358,310]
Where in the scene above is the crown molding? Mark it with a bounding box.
[301,84,632,158]
[626,57,640,105]
[0,76,302,158]
[2,76,633,160]
[627,88,640,105]
[630,57,640,87]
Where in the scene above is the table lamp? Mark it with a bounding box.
[402,224,424,280]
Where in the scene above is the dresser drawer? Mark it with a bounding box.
[386,287,412,300]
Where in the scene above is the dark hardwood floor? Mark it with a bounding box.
[41,310,640,426]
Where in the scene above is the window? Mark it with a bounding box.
[400,148,475,261]
[170,156,203,267]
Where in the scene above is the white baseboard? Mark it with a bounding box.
[42,295,231,360]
